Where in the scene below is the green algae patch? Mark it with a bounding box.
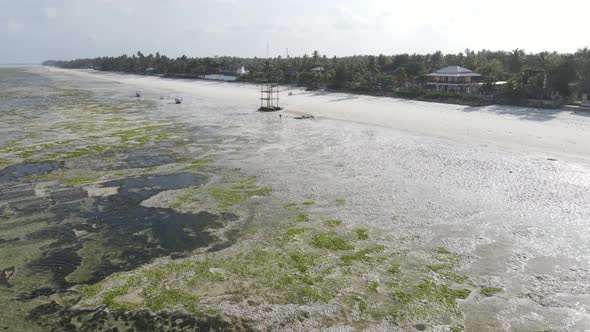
[390,280,471,321]
[436,246,452,255]
[480,287,502,297]
[183,259,226,282]
[295,213,311,223]
[209,187,271,209]
[66,174,100,186]
[324,219,342,228]
[142,175,224,212]
[301,201,315,206]
[335,198,346,205]
[78,284,102,298]
[168,188,202,210]
[208,176,272,209]
[103,285,139,311]
[282,228,309,243]
[427,248,471,284]
[182,159,214,172]
[341,245,386,266]
[112,125,170,145]
[312,232,355,251]
[389,263,401,275]
[1,139,76,159]
[145,288,198,312]
[289,253,316,273]
[18,107,182,162]
[428,263,454,272]
[450,324,466,332]
[230,176,258,190]
[356,228,369,240]
[104,117,129,122]
[66,238,109,284]
[5,124,181,162]
[369,281,380,292]
[0,158,12,170]
[357,296,368,315]
[0,87,91,100]
[300,286,333,303]
[284,202,299,210]
[208,187,242,206]
[434,247,461,264]
[46,144,106,160]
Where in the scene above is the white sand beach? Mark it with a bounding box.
[45,66,590,163]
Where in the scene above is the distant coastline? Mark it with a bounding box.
[43,48,590,110]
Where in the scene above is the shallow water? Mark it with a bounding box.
[2,168,223,293]
[0,162,61,180]
[1,67,590,331]
[0,69,250,330]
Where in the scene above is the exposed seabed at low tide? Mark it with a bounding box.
[1,67,589,331]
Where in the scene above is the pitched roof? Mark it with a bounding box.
[427,66,481,77]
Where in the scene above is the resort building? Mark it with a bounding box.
[427,66,481,94]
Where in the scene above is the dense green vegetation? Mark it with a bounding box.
[43,48,590,106]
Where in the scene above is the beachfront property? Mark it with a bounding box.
[427,66,481,94]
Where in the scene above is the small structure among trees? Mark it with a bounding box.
[427,66,482,94]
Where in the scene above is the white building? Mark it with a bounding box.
[236,66,249,76]
[427,66,482,94]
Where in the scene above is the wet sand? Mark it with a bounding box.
[3,66,590,331]
[46,66,590,163]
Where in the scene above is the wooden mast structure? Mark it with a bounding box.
[259,82,281,111]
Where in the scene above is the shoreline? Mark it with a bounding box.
[39,66,590,164]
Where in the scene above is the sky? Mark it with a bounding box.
[1,0,589,63]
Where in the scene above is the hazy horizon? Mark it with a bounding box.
[1,0,589,63]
